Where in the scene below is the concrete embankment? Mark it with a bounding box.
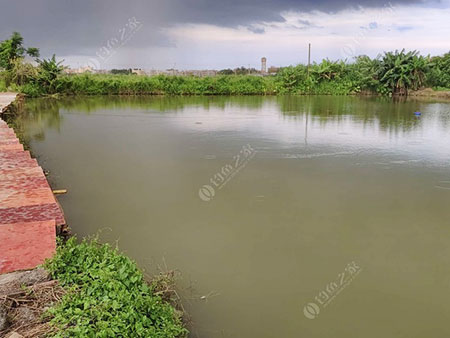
[0,93,65,274]
[0,93,18,113]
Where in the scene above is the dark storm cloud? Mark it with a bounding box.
[168,0,424,26]
[0,0,172,55]
[0,0,428,57]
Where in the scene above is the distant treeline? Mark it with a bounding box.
[218,67,260,75]
[110,68,134,75]
[1,32,449,97]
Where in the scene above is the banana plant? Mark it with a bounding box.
[36,54,65,94]
[377,49,430,96]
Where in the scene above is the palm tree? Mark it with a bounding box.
[0,32,39,70]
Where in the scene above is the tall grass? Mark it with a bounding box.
[0,72,7,91]
[48,74,277,96]
[20,72,361,97]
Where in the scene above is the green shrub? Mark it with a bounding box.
[0,76,6,91]
[45,237,187,338]
[21,82,43,97]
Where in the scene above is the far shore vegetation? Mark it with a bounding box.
[1,32,449,98]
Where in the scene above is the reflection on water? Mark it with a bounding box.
[17,94,450,132]
[14,95,450,338]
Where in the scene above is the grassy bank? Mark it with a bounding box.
[43,71,359,96]
[38,73,277,96]
[0,77,6,92]
[42,237,187,337]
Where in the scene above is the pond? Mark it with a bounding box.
[14,95,450,337]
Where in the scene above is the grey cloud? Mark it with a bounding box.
[0,0,433,59]
[167,0,426,27]
[0,0,172,56]
[293,19,324,30]
[298,20,313,26]
[247,27,266,34]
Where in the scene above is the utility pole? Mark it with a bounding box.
[307,43,311,78]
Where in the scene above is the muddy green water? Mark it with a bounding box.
[16,96,450,337]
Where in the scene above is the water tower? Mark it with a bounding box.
[261,57,267,73]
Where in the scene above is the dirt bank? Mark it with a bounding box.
[409,88,450,100]
[0,268,63,337]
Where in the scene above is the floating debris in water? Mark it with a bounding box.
[414,111,421,116]
[286,151,354,159]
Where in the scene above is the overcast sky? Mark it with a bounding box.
[0,0,449,70]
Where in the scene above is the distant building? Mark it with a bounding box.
[64,66,94,74]
[261,57,267,73]
[156,69,218,77]
[65,66,220,77]
[268,66,280,74]
[131,68,146,75]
